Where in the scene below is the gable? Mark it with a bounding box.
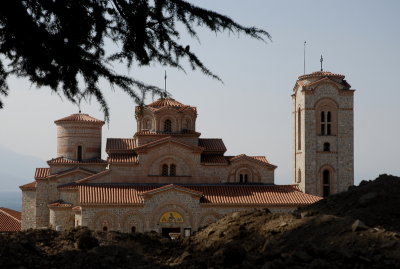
[229,154,277,170]
[54,169,97,184]
[135,137,203,154]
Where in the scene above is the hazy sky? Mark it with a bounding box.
[0,0,399,186]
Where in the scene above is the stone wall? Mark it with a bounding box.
[21,190,36,230]
[293,76,354,196]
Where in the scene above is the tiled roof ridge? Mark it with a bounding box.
[47,157,107,165]
[0,208,21,222]
[54,113,105,124]
[298,71,345,80]
[75,169,111,184]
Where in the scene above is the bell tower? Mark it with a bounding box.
[292,71,355,197]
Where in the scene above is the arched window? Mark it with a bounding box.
[103,226,108,232]
[321,111,332,135]
[164,119,172,132]
[77,146,82,161]
[170,164,176,176]
[162,164,169,176]
[145,119,151,129]
[131,226,136,233]
[297,108,301,150]
[323,142,330,152]
[322,170,330,197]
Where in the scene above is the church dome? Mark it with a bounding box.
[146,98,187,108]
[54,113,104,125]
[298,71,345,80]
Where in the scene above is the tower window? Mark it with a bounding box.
[323,142,330,152]
[131,226,136,233]
[170,164,176,176]
[321,111,332,135]
[322,170,330,197]
[103,226,108,232]
[77,146,82,161]
[164,119,172,132]
[239,174,248,183]
[297,108,301,150]
[162,164,169,176]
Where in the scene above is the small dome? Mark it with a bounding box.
[54,113,104,125]
[146,98,186,108]
[298,71,345,80]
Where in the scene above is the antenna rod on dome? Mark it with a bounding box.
[77,96,82,113]
[303,41,306,74]
[164,70,167,98]
[320,55,324,71]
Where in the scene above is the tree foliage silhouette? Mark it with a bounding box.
[0,0,270,121]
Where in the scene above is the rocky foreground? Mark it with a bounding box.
[1,174,399,269]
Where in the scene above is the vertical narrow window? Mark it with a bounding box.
[244,174,248,183]
[323,142,330,152]
[162,164,169,176]
[297,169,301,183]
[239,174,244,183]
[164,119,172,132]
[321,111,326,135]
[297,108,301,150]
[327,111,332,135]
[170,164,176,176]
[323,170,330,197]
[103,226,108,232]
[327,112,331,122]
[131,226,136,233]
[77,146,82,161]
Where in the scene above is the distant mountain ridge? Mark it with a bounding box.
[0,145,45,210]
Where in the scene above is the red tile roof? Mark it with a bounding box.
[142,98,197,112]
[19,181,37,190]
[228,154,277,169]
[142,184,203,197]
[54,113,104,124]
[78,184,321,206]
[35,168,50,179]
[198,138,227,153]
[106,138,136,153]
[47,157,107,165]
[201,155,228,164]
[0,208,21,232]
[298,71,345,80]
[135,129,201,136]
[107,154,139,164]
[147,98,185,107]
